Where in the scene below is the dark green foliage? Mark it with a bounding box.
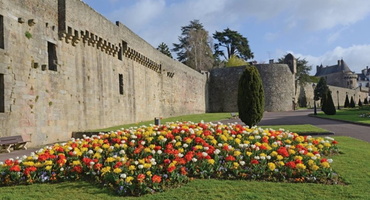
[298,90,307,108]
[344,94,350,108]
[157,42,173,58]
[358,98,363,107]
[314,77,328,101]
[350,96,356,108]
[213,28,254,61]
[323,90,336,115]
[237,66,264,127]
[364,97,369,105]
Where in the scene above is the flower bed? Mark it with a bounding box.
[0,122,339,196]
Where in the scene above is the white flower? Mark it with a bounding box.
[151,150,156,154]
[239,161,246,166]
[299,150,305,154]
[140,141,146,145]
[311,156,317,160]
[192,158,197,162]
[60,167,64,171]
[151,161,157,166]
[204,146,209,151]
[260,156,266,160]
[138,165,144,169]
[98,149,103,153]
[218,143,223,147]
[157,150,162,155]
[134,161,139,165]
[131,140,136,144]
[327,159,333,163]
[119,150,125,155]
[90,162,95,166]
[88,150,94,154]
[214,149,221,155]
[266,156,271,160]
[202,152,208,157]
[254,156,260,160]
[183,144,188,148]
[121,140,126,144]
[120,174,127,179]
[178,153,184,157]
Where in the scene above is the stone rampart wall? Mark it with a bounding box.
[0,0,207,146]
[208,64,295,112]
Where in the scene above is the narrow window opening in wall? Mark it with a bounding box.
[122,41,127,52]
[119,74,124,95]
[118,47,122,60]
[0,15,4,49]
[48,42,58,71]
[0,74,4,112]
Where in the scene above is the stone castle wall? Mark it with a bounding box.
[0,0,207,146]
[208,64,295,112]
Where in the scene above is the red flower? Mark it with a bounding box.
[320,158,327,163]
[10,165,21,172]
[251,159,259,165]
[167,166,176,173]
[137,174,146,182]
[225,155,236,161]
[277,147,289,157]
[286,161,296,169]
[94,163,103,170]
[332,140,338,144]
[24,166,37,175]
[164,159,171,164]
[180,167,188,175]
[72,165,83,173]
[152,175,162,183]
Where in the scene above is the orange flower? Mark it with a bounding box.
[152,175,162,183]
[10,165,21,172]
[137,174,146,182]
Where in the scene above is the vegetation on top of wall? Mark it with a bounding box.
[25,31,32,39]
[225,55,249,67]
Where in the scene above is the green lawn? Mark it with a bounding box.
[260,124,332,135]
[89,113,232,132]
[315,107,370,125]
[0,136,368,200]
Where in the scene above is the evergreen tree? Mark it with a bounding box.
[213,28,254,61]
[364,97,369,105]
[323,90,336,115]
[344,94,350,108]
[350,96,356,108]
[358,98,363,107]
[237,66,264,127]
[172,20,214,71]
[156,42,173,58]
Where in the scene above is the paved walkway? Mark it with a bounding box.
[1,109,369,162]
[221,109,370,143]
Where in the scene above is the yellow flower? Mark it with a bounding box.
[208,159,215,165]
[295,136,305,142]
[125,176,134,183]
[294,156,303,161]
[143,163,152,169]
[248,136,254,140]
[307,159,315,166]
[234,138,241,144]
[45,165,52,171]
[233,162,239,168]
[23,161,35,166]
[270,151,278,157]
[277,161,285,167]
[233,151,241,157]
[277,155,283,160]
[284,139,292,144]
[268,162,276,171]
[175,142,182,147]
[93,153,101,159]
[128,165,136,171]
[106,157,115,163]
[246,151,253,157]
[288,149,296,155]
[44,160,53,166]
[324,142,331,147]
[220,135,228,141]
[195,145,203,150]
[260,153,267,157]
[113,168,122,174]
[296,163,306,170]
[72,160,81,166]
[320,161,330,168]
[144,147,151,153]
[185,138,192,143]
[146,171,152,176]
[311,165,319,171]
[101,166,111,175]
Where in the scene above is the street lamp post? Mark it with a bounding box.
[337,90,340,110]
[312,83,317,115]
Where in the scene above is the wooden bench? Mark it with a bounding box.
[0,135,29,153]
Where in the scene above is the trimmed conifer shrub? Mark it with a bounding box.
[350,96,356,108]
[344,94,350,108]
[323,90,336,115]
[364,97,369,105]
[237,66,264,127]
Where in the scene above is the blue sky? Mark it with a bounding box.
[82,0,370,74]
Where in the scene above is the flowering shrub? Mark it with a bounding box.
[0,122,339,196]
[359,112,370,118]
